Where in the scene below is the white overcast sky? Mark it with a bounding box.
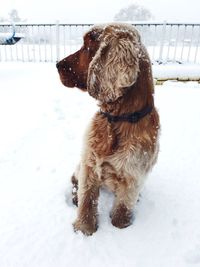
[1,0,200,23]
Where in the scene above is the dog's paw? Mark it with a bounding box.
[111,204,134,229]
[73,219,98,236]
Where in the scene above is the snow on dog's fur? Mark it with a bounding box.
[57,23,160,235]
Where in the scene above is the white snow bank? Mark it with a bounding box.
[0,63,200,267]
[153,63,200,81]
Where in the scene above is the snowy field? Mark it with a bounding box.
[0,62,200,267]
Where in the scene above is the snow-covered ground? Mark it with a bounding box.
[0,62,200,267]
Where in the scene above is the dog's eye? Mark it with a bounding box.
[83,46,90,53]
[90,31,100,41]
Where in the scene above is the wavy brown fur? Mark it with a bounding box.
[57,23,160,235]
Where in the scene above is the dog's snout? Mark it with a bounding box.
[56,61,63,70]
[56,60,72,73]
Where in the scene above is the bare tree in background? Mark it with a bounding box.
[0,9,26,22]
[9,9,25,22]
[114,4,154,21]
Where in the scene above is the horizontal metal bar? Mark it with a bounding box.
[1,22,200,27]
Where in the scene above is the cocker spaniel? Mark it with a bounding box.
[56,23,160,235]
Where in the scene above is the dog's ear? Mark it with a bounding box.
[87,25,140,102]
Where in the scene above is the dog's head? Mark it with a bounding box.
[56,23,141,103]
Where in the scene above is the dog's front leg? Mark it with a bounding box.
[111,177,139,229]
[73,165,99,236]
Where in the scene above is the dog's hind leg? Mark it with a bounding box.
[71,174,78,206]
[71,165,81,206]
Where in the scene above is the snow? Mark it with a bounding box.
[0,62,200,267]
[153,63,200,81]
[0,33,24,42]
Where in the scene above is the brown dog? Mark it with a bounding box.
[57,23,160,235]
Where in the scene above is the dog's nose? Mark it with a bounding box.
[56,61,60,69]
[56,60,69,71]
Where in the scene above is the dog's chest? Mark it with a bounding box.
[106,143,158,179]
[86,115,159,179]
[87,116,119,157]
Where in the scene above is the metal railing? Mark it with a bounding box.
[0,22,200,64]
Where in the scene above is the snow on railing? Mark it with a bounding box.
[0,22,200,64]
[0,22,24,45]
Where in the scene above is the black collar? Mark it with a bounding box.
[100,105,153,123]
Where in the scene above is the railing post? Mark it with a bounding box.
[194,25,200,64]
[56,20,60,62]
[158,21,167,63]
